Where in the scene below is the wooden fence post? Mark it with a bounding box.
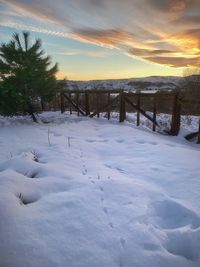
[152,97,157,132]
[170,93,181,136]
[107,92,110,120]
[76,92,79,116]
[60,90,65,113]
[41,99,46,111]
[119,92,126,122]
[197,119,200,144]
[96,93,99,118]
[69,93,72,114]
[85,91,90,116]
[137,95,140,126]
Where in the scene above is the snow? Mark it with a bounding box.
[66,76,180,92]
[0,112,200,267]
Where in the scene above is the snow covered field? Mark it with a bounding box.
[0,112,200,267]
[67,76,180,92]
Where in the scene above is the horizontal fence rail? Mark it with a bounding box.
[48,89,200,143]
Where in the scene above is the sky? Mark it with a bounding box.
[0,0,199,80]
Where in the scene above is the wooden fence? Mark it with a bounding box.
[58,89,200,142]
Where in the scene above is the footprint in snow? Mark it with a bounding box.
[119,259,124,267]
[165,143,176,147]
[143,243,158,251]
[149,141,158,145]
[136,140,146,144]
[103,207,108,214]
[123,201,133,205]
[151,167,160,172]
[100,186,104,192]
[165,228,200,261]
[105,164,112,169]
[152,199,200,230]
[116,167,126,174]
[86,139,108,143]
[17,193,40,205]
[108,222,114,228]
[85,139,96,143]
[116,139,124,143]
[120,238,126,248]
[172,170,180,175]
[53,132,62,137]
[101,196,104,202]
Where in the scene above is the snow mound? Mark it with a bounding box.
[0,152,42,178]
[151,199,200,230]
[0,112,200,267]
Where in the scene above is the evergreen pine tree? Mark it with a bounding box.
[0,31,58,121]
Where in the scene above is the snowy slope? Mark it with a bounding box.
[66,76,181,92]
[0,112,200,267]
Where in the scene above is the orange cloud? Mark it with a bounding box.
[169,0,189,12]
[145,56,200,67]
[1,0,200,69]
[171,15,200,26]
[72,29,132,48]
[149,0,195,13]
[167,29,200,55]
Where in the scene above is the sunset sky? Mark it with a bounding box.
[0,0,199,80]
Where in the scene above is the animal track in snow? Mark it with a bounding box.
[143,243,158,251]
[52,132,62,137]
[165,143,176,147]
[123,201,133,205]
[108,222,114,228]
[136,140,158,146]
[100,196,104,202]
[23,170,41,179]
[100,186,104,192]
[103,207,108,214]
[119,259,124,267]
[120,238,126,248]
[116,139,124,143]
[17,193,40,205]
[105,164,112,169]
[136,140,145,144]
[149,141,158,145]
[116,167,126,174]
[151,167,160,172]
[85,139,108,143]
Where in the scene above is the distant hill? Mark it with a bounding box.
[65,76,182,92]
